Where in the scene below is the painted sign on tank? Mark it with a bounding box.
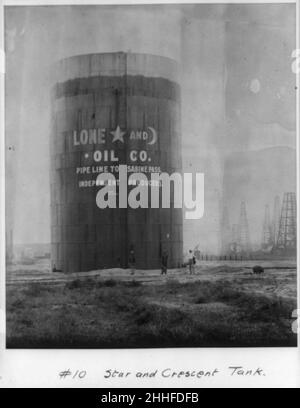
[74,124,161,187]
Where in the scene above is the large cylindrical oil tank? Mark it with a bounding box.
[51,52,182,272]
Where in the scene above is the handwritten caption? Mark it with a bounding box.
[59,366,266,380]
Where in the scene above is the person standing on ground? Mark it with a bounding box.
[161,251,168,275]
[188,250,196,275]
[128,249,136,275]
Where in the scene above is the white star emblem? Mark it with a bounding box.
[110,125,126,143]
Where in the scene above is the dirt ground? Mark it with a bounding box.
[6,259,297,348]
[7,258,297,301]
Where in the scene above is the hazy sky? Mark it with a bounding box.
[5,4,297,252]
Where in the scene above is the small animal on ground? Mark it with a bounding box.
[252,265,264,274]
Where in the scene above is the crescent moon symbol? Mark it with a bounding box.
[147,126,157,145]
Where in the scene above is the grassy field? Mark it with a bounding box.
[6,273,297,348]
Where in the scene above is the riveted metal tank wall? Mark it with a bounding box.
[51,52,182,272]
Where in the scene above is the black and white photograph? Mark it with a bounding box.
[2,0,298,357]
